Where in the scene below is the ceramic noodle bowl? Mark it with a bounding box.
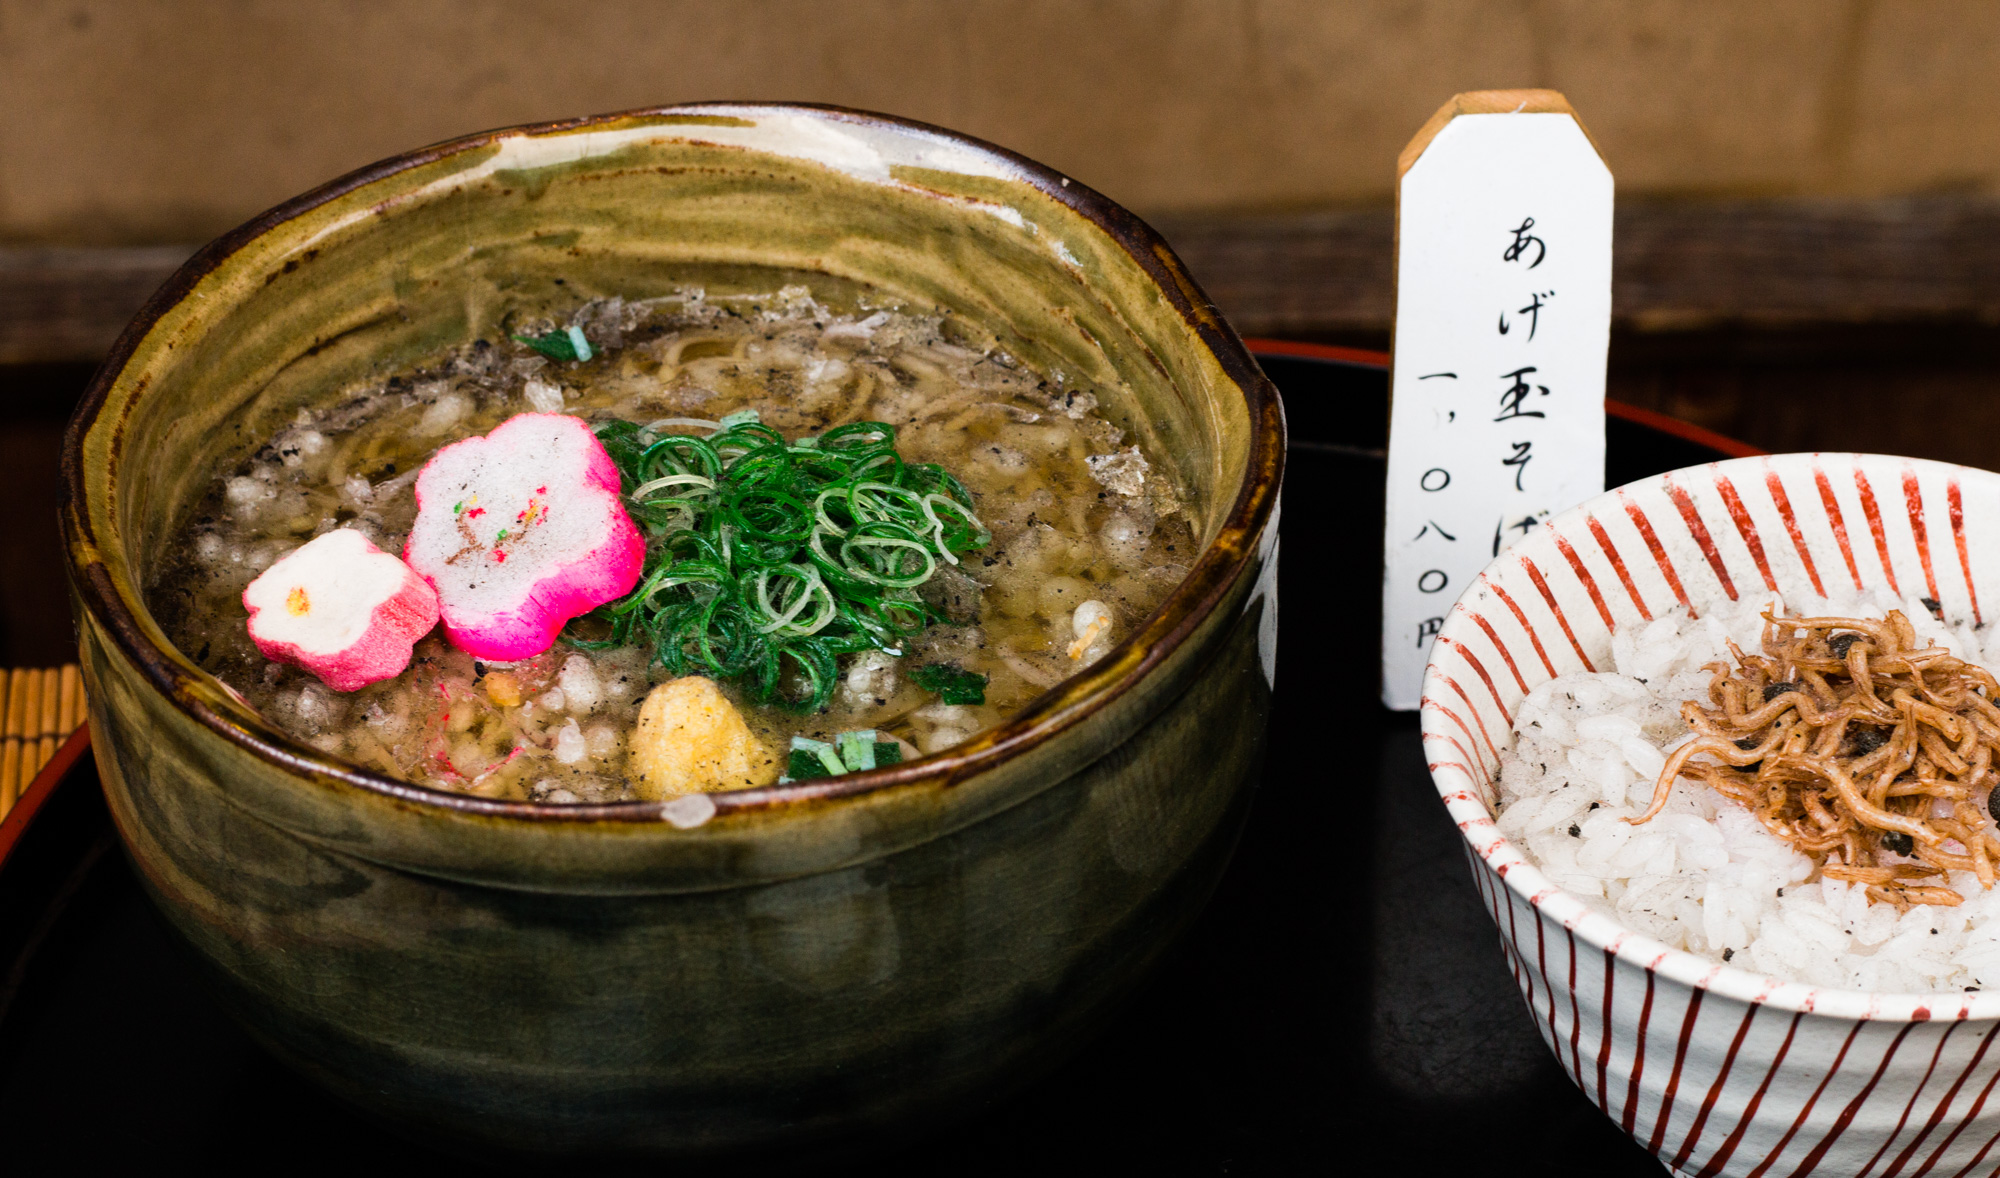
[1425,453,2000,1177]
[61,105,1283,1156]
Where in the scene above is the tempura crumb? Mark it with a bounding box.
[483,672,522,708]
[629,677,775,799]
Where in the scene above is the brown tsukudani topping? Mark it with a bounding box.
[1633,609,2000,909]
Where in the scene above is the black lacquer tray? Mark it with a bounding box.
[0,345,1746,1175]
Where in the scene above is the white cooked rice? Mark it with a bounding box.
[1496,589,2000,994]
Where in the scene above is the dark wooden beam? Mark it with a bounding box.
[0,246,193,366]
[1157,196,2000,338]
[1149,207,1396,339]
[9,196,2000,364]
[1610,198,2000,332]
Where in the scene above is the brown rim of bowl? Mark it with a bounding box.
[59,101,1286,825]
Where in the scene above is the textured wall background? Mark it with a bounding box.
[3,0,1998,245]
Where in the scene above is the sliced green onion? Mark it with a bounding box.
[910,664,988,706]
[643,417,723,433]
[563,413,987,710]
[513,326,592,362]
[791,735,847,777]
[837,730,877,772]
[631,473,717,500]
[784,732,904,781]
[784,750,827,781]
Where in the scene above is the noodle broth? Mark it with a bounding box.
[149,289,1194,802]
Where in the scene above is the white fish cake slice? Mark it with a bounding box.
[403,413,644,661]
[242,528,439,691]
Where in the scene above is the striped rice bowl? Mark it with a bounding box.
[1426,453,2000,1177]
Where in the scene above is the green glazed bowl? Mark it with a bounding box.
[61,103,1284,1157]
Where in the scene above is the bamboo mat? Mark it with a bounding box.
[0,665,84,822]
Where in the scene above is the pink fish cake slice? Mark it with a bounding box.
[404,412,644,661]
[243,527,441,692]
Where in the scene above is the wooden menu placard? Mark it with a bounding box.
[1381,89,1613,710]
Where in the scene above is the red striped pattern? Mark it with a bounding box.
[1626,965,1660,1135]
[1923,1042,2000,1173]
[1522,556,1596,673]
[1422,699,1489,780]
[1623,492,1694,611]
[1653,987,1710,1155]
[1466,613,1531,693]
[1698,1010,1804,1178]
[1904,471,1942,608]
[1670,1001,1762,1170]
[1664,474,1738,601]
[1714,472,1779,594]
[1590,514,1654,620]
[1555,529,1619,629]
[1439,673,1501,761]
[1487,579,1559,678]
[1881,1021,1998,1176]
[1767,471,1826,598]
[1424,455,2000,1177]
[1744,1019,1870,1178]
[1436,634,1513,726]
[1855,469,1902,597]
[1816,466,1865,591]
[1948,480,1982,626]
